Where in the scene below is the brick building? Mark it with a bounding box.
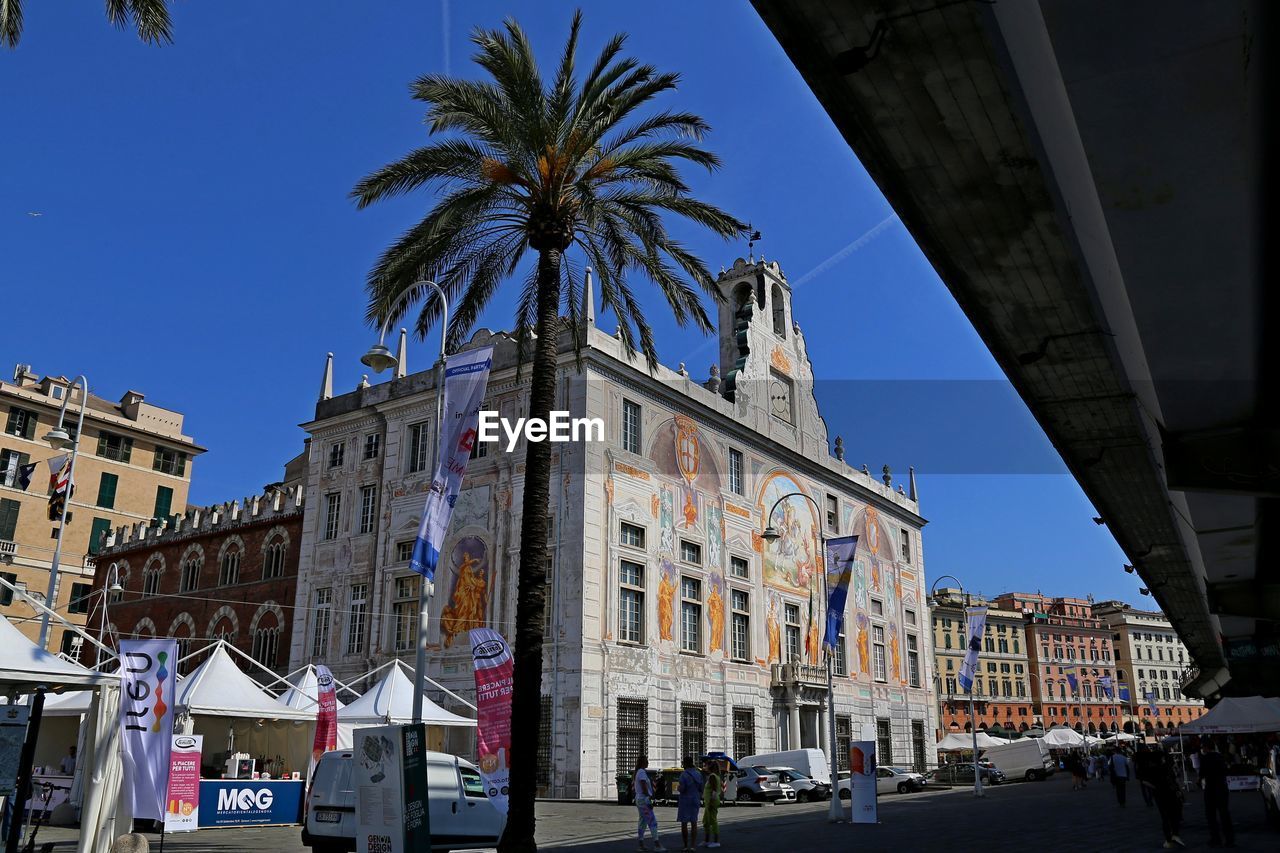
[91,480,304,676]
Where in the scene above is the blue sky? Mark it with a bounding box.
[2,1,1133,602]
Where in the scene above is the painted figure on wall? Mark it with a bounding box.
[767,593,781,663]
[759,472,819,593]
[439,536,489,647]
[658,557,676,642]
[889,621,901,681]
[805,590,820,665]
[659,487,675,555]
[706,504,723,570]
[856,612,871,676]
[707,573,725,655]
[853,559,867,611]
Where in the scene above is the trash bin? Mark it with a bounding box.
[616,772,634,805]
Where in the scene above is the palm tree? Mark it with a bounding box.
[2,0,172,48]
[352,12,743,852]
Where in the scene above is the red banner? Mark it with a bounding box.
[468,628,513,814]
[311,665,338,777]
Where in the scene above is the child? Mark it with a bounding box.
[634,755,665,852]
[701,758,721,849]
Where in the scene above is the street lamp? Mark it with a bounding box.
[95,562,124,666]
[927,575,983,797]
[760,492,842,823]
[363,281,448,726]
[38,375,89,650]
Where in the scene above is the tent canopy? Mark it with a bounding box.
[1178,695,1280,734]
[0,615,107,692]
[175,643,313,720]
[1040,728,1086,747]
[338,660,475,728]
[936,732,1008,751]
[278,665,349,713]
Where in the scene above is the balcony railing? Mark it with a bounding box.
[0,539,15,561]
[771,661,828,689]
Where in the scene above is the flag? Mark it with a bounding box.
[1064,665,1078,694]
[310,665,338,780]
[1099,675,1114,699]
[16,462,37,491]
[1118,685,1131,703]
[47,454,73,521]
[410,346,494,581]
[957,606,987,694]
[1144,690,1157,715]
[469,628,514,814]
[120,639,178,821]
[823,535,858,649]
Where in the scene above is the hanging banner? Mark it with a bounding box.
[848,740,877,824]
[164,734,202,832]
[823,535,858,649]
[354,724,431,853]
[468,627,513,814]
[0,704,30,800]
[120,638,178,821]
[957,606,988,694]
[411,345,495,581]
[310,665,338,779]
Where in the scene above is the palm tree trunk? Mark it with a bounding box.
[498,248,561,853]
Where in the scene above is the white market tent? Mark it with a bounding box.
[278,664,350,713]
[936,732,1009,751]
[1041,727,1087,748]
[176,644,314,720]
[1102,730,1138,742]
[1178,696,1280,735]
[337,660,475,753]
[0,614,107,692]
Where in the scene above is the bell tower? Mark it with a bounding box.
[715,257,794,401]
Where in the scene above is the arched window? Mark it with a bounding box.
[263,537,287,579]
[169,613,196,676]
[179,545,203,592]
[252,613,280,669]
[770,283,786,337]
[219,546,241,586]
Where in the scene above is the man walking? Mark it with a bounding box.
[1199,740,1235,848]
[1145,750,1185,849]
[1109,748,1131,806]
[1134,744,1159,807]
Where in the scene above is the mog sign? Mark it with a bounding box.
[197,780,303,827]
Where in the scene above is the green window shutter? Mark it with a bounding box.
[121,438,133,464]
[176,452,187,477]
[0,498,19,541]
[96,434,108,457]
[97,472,119,509]
[89,517,112,555]
[22,410,36,440]
[153,486,173,521]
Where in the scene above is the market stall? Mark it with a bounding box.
[276,664,352,714]
[1177,696,1280,791]
[337,660,475,754]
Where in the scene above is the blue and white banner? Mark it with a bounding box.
[1099,675,1114,699]
[410,346,494,581]
[1118,685,1131,703]
[823,535,858,650]
[957,606,987,694]
[120,639,178,821]
[1144,690,1158,715]
[1064,665,1079,694]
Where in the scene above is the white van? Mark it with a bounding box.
[981,739,1056,782]
[739,749,831,787]
[301,749,505,852]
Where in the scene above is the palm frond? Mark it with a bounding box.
[0,0,22,48]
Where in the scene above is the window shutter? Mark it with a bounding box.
[23,411,36,439]
[153,486,173,521]
[121,437,133,463]
[176,452,186,477]
[97,472,119,509]
[0,498,20,541]
[89,517,112,555]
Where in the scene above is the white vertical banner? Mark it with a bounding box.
[849,740,877,824]
[957,606,988,694]
[119,639,178,821]
[410,345,495,581]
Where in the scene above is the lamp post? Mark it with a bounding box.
[37,375,89,650]
[96,561,124,664]
[927,576,983,798]
[760,491,841,823]
[362,281,448,726]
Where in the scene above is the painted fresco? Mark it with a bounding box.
[659,486,675,555]
[855,612,870,676]
[766,590,782,663]
[649,417,722,492]
[889,619,901,681]
[658,557,676,642]
[758,471,820,593]
[439,536,489,647]
[706,504,724,570]
[805,589,820,664]
[707,573,725,655]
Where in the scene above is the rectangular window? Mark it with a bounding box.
[0,571,16,607]
[621,399,641,454]
[153,485,173,522]
[396,540,414,562]
[408,422,430,473]
[900,527,912,562]
[67,582,92,615]
[536,696,553,788]
[363,433,381,460]
[907,634,920,687]
[392,575,419,652]
[733,707,755,761]
[153,447,187,476]
[680,540,702,565]
[911,721,926,773]
[680,703,707,761]
[619,521,645,549]
[617,699,648,781]
[324,492,341,540]
[730,555,749,580]
[0,498,21,542]
[785,603,802,663]
[835,715,852,772]
[89,517,112,555]
[728,448,743,495]
[0,449,30,488]
[871,598,884,617]
[876,718,893,766]
[681,577,702,654]
[312,588,332,658]
[825,494,838,532]
[872,625,887,681]
[347,583,368,655]
[730,589,750,661]
[619,560,645,644]
[470,438,487,460]
[328,441,345,469]
[5,407,38,439]
[835,629,848,676]
[59,630,82,661]
[92,472,117,509]
[904,608,916,627]
[359,485,378,535]
[95,432,133,463]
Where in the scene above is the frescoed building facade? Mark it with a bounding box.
[289,257,935,797]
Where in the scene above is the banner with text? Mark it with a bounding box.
[848,740,877,824]
[958,606,988,694]
[354,724,430,853]
[164,734,202,832]
[120,638,178,821]
[469,627,513,813]
[310,664,338,780]
[410,346,495,581]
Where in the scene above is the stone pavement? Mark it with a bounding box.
[26,774,1278,852]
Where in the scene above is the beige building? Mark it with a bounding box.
[0,364,203,652]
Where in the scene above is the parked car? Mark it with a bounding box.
[925,763,1006,786]
[732,766,791,802]
[1260,767,1279,825]
[301,749,504,853]
[836,766,927,798]
[764,767,831,802]
[740,749,831,787]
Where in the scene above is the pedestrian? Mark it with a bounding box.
[633,755,665,852]
[701,758,721,849]
[58,745,76,776]
[1189,746,1201,785]
[1199,740,1234,848]
[676,756,702,852]
[1134,744,1158,807]
[1109,748,1131,806]
[1068,753,1085,790]
[1144,750,1185,849]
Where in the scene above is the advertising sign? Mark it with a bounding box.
[119,638,178,820]
[164,734,202,832]
[354,723,431,853]
[0,704,30,799]
[310,664,338,779]
[848,740,877,824]
[468,627,513,813]
[196,779,304,827]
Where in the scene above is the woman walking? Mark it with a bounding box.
[676,756,703,852]
[701,758,722,849]
[1146,750,1185,848]
[633,755,665,852]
